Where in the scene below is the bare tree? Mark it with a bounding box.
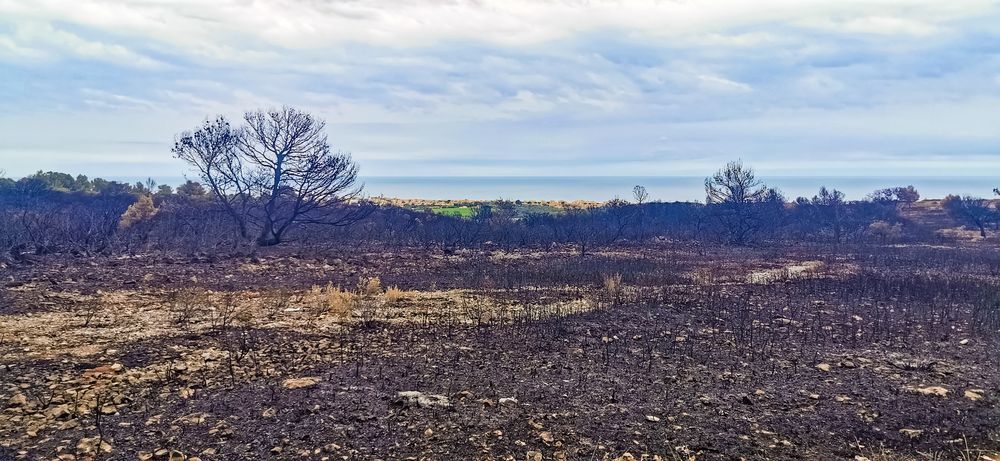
[175,108,369,246]
[240,107,368,246]
[812,186,846,243]
[942,195,993,237]
[631,185,649,239]
[704,161,780,245]
[173,117,252,240]
[604,198,637,243]
[705,160,768,205]
[632,185,648,204]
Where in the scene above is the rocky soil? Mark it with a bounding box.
[1,244,999,460]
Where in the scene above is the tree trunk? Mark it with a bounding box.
[257,221,281,246]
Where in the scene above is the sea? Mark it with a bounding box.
[118,176,997,202]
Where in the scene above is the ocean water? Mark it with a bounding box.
[120,176,998,202]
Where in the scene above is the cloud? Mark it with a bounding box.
[696,74,753,92]
[836,16,941,36]
[0,21,164,68]
[1,1,993,54]
[0,0,999,179]
[81,88,158,110]
[0,34,45,60]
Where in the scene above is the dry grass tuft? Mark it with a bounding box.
[323,283,354,317]
[384,286,407,305]
[359,276,382,296]
[602,273,623,304]
[691,268,714,285]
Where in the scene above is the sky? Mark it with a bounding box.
[1,0,1000,180]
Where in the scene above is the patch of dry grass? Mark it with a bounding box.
[304,283,355,318]
[359,276,382,296]
[602,273,623,304]
[384,286,406,305]
[746,261,824,284]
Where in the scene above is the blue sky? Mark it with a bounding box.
[1,0,999,179]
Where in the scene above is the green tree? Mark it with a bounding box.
[176,180,207,197]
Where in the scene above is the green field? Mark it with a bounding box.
[421,202,564,219]
[429,206,477,218]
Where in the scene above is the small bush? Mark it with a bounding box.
[355,276,385,326]
[868,220,903,243]
[118,195,158,229]
[261,289,292,319]
[209,292,244,333]
[168,288,207,325]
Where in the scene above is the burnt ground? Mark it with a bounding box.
[1,243,999,460]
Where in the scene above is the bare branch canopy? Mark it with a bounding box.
[173,107,370,247]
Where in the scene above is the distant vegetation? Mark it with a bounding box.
[1,163,996,260]
[1,109,998,259]
[408,201,565,219]
[374,198,597,219]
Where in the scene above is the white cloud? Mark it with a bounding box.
[845,16,941,36]
[803,16,941,36]
[0,34,45,60]
[685,32,788,48]
[795,72,845,94]
[697,74,753,92]
[1,0,994,57]
[496,90,556,114]
[7,21,164,68]
[1,0,999,178]
[80,88,157,110]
